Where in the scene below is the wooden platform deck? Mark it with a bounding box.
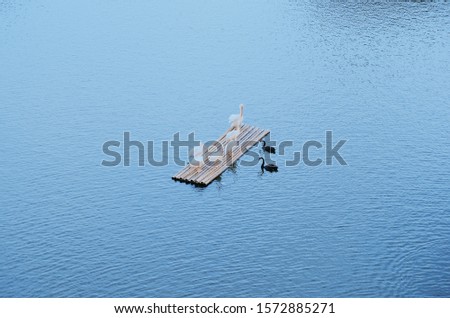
[172,124,270,186]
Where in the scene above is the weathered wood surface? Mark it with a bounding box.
[172,124,270,186]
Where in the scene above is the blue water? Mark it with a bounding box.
[1,0,449,297]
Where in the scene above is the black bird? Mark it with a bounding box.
[261,140,276,154]
[259,157,278,172]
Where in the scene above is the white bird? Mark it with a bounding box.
[228,104,244,131]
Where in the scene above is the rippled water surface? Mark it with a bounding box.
[1,0,450,297]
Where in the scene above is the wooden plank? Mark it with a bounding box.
[172,125,270,186]
[174,126,269,186]
[174,125,241,181]
[196,126,264,185]
[193,124,254,183]
[175,124,252,183]
[194,125,259,184]
[200,127,269,185]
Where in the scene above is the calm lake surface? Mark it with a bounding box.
[1,0,449,297]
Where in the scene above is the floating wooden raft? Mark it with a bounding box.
[172,124,270,186]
